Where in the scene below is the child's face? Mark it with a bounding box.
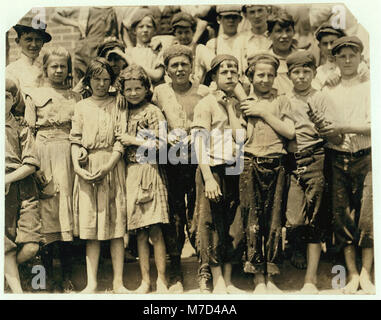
[166,55,192,87]
[335,47,361,78]
[5,91,15,115]
[108,54,127,77]
[16,31,44,59]
[46,55,69,85]
[288,66,315,92]
[252,63,276,94]
[218,15,242,36]
[270,23,294,53]
[319,34,340,62]
[135,16,156,44]
[174,26,194,46]
[90,69,111,98]
[123,79,147,105]
[214,60,239,94]
[245,6,268,29]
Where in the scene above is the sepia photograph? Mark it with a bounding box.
[1,0,379,303]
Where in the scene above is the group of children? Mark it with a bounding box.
[4,4,374,295]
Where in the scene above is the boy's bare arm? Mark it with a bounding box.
[51,12,85,37]
[5,164,36,186]
[194,134,222,201]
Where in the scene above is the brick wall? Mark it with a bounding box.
[7,7,81,65]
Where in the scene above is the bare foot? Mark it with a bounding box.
[213,282,228,294]
[135,281,151,294]
[169,281,184,293]
[80,285,97,294]
[113,286,132,294]
[359,269,376,294]
[226,284,245,294]
[290,248,307,269]
[253,283,267,294]
[300,283,319,294]
[156,278,168,294]
[267,280,283,294]
[343,275,360,294]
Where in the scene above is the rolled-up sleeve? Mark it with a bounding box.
[20,127,40,170]
[69,104,83,146]
[192,97,211,131]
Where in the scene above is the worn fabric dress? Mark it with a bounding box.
[24,87,80,244]
[124,103,169,231]
[70,96,127,240]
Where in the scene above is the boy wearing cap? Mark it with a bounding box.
[192,54,244,294]
[316,36,374,294]
[152,44,211,293]
[285,51,338,293]
[241,5,272,74]
[314,23,369,90]
[6,17,51,116]
[171,12,215,84]
[239,53,295,294]
[206,5,245,77]
[5,77,41,293]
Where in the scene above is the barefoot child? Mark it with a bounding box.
[318,36,374,294]
[116,65,169,294]
[192,55,244,294]
[24,47,81,292]
[240,53,295,294]
[5,77,41,293]
[70,58,129,294]
[285,51,336,293]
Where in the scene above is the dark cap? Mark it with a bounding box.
[171,12,197,30]
[286,51,316,72]
[210,54,239,72]
[130,8,157,30]
[315,22,346,41]
[246,52,280,76]
[96,37,125,58]
[13,16,52,43]
[331,36,363,56]
[163,44,193,66]
[216,5,242,16]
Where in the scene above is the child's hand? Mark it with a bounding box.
[75,167,96,182]
[317,122,341,137]
[240,101,265,118]
[116,133,136,146]
[78,147,88,166]
[91,165,110,183]
[358,62,370,82]
[325,72,341,87]
[123,233,130,248]
[204,177,222,202]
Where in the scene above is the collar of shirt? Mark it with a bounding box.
[248,88,278,101]
[269,40,298,59]
[291,87,315,98]
[219,32,240,42]
[19,52,40,66]
[340,75,362,87]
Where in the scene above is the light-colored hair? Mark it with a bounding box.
[41,46,73,88]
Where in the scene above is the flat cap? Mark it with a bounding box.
[315,22,346,41]
[171,12,196,29]
[331,35,363,56]
[246,52,280,76]
[286,51,316,71]
[130,8,157,30]
[216,5,242,16]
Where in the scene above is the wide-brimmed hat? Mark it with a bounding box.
[13,16,52,43]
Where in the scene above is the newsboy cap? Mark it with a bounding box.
[331,35,363,56]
